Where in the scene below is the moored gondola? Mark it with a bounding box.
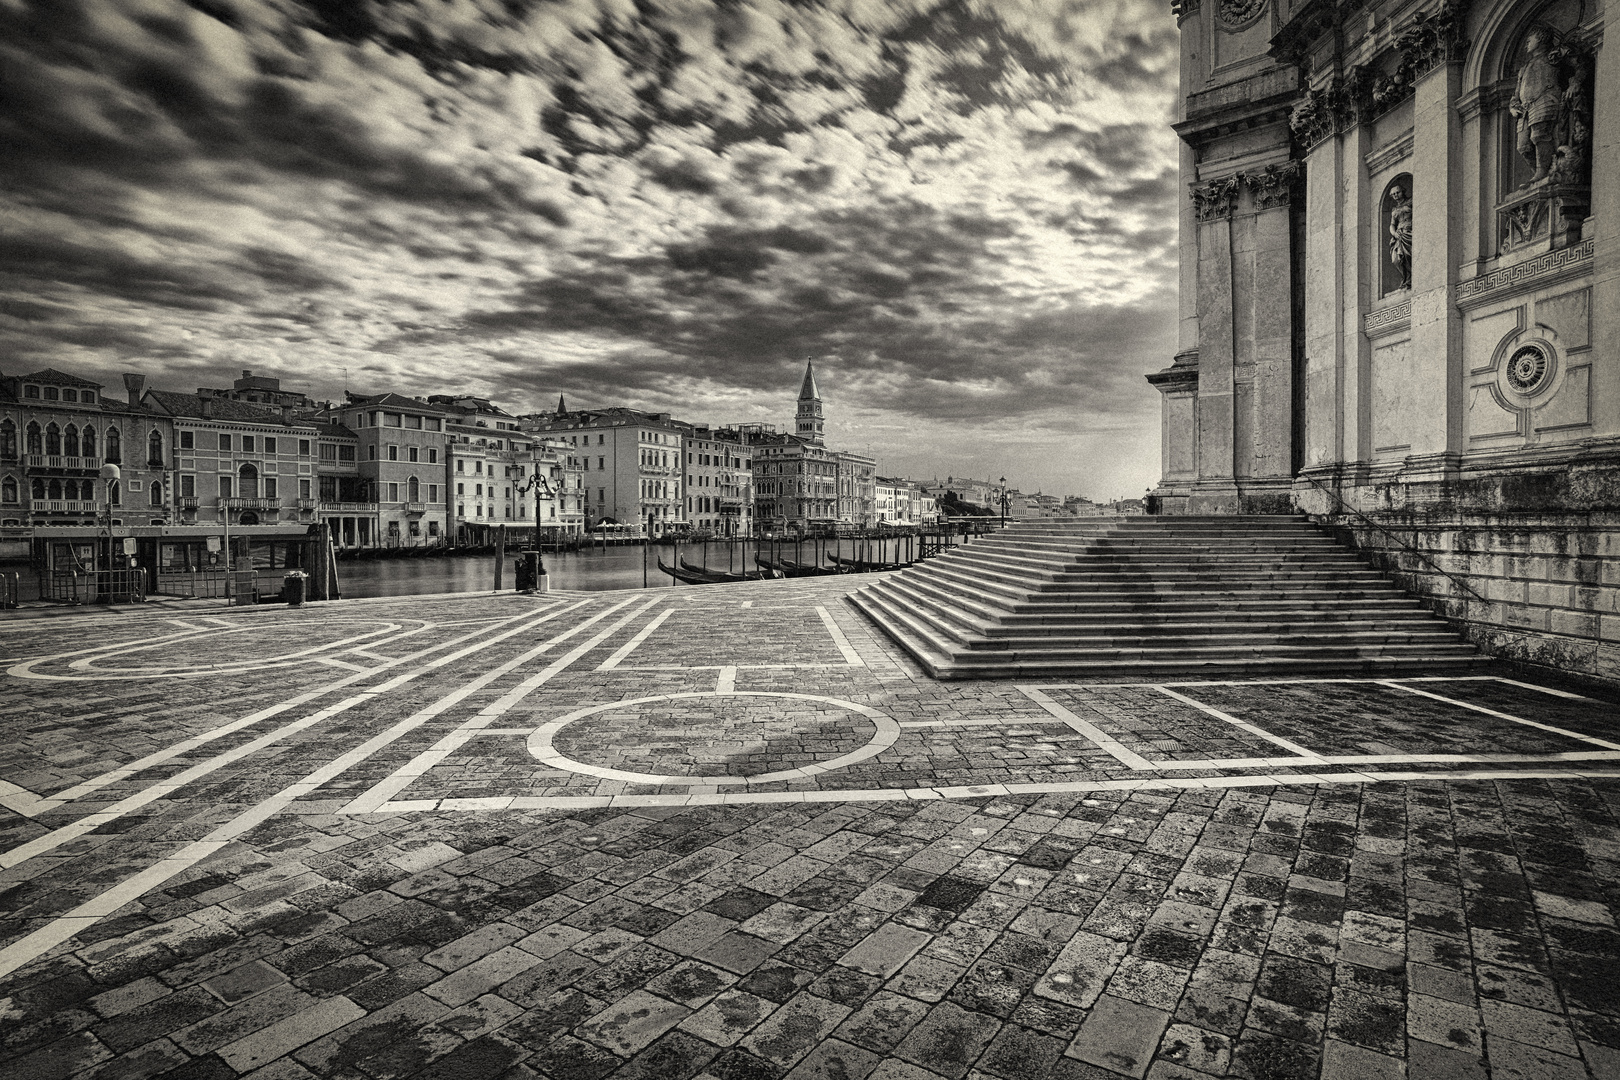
[755,555,839,577]
[826,553,905,572]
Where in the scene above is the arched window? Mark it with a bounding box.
[0,476,16,504]
[63,480,78,501]
[106,426,121,462]
[148,429,163,467]
[64,424,79,458]
[45,423,60,456]
[47,479,62,500]
[0,420,13,459]
[81,426,96,459]
[32,480,44,499]
[238,462,258,499]
[150,480,163,507]
[408,476,419,501]
[26,423,41,455]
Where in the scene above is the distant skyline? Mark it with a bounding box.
[0,0,1180,502]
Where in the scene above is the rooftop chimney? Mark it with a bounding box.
[242,369,251,379]
[200,397,213,418]
[123,373,146,407]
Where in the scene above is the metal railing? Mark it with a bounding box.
[1297,471,1488,604]
[42,568,147,605]
[154,569,233,599]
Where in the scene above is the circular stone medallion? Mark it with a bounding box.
[1217,0,1268,31]
[1506,342,1553,395]
[527,691,900,786]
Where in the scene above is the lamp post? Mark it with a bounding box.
[515,466,555,587]
[100,462,121,575]
[998,476,1009,528]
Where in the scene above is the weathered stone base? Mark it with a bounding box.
[1287,449,1620,689]
[1147,477,1297,516]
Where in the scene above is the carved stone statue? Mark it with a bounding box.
[1510,26,1562,183]
[1388,186,1412,288]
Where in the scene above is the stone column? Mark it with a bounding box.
[1592,29,1619,436]
[1405,49,1465,474]
[1248,165,1302,492]
[1302,133,1343,473]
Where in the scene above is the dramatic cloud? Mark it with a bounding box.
[0,0,1180,498]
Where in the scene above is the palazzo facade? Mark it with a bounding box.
[1150,0,1619,679]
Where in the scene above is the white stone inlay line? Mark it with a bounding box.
[1017,687,1155,770]
[1378,680,1620,750]
[817,606,864,666]
[0,598,608,979]
[596,607,675,670]
[1153,685,1326,761]
[343,597,665,813]
[524,691,901,787]
[58,620,407,678]
[0,779,47,818]
[0,602,588,866]
[376,767,1620,814]
[716,666,738,693]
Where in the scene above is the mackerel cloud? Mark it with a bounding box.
[0,0,1180,496]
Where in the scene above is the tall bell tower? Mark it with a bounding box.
[795,359,824,444]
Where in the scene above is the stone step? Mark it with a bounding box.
[847,590,1483,680]
[850,516,1479,679]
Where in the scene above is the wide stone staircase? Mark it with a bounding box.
[847,515,1483,679]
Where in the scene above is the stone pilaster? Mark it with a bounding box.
[1406,58,1464,474]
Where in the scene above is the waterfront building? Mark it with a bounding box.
[328,393,452,547]
[1149,0,1618,681]
[837,450,877,526]
[312,421,370,548]
[680,424,754,535]
[748,362,882,531]
[875,477,933,525]
[1,369,173,531]
[197,370,315,412]
[144,390,318,530]
[434,395,546,542]
[521,404,685,535]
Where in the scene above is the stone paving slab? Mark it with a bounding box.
[0,577,1618,1079]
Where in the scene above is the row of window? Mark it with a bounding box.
[0,476,162,507]
[1,419,140,462]
[18,385,96,403]
[349,411,444,431]
[179,431,312,455]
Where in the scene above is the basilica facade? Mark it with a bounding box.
[1149,0,1618,680]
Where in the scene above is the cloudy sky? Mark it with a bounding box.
[1,0,1180,500]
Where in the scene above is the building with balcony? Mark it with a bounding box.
[749,362,881,530]
[678,425,753,535]
[433,395,560,542]
[1,369,173,530]
[521,403,686,535]
[311,422,372,547]
[326,393,453,546]
[144,390,319,529]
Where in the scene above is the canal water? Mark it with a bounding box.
[333,536,938,599]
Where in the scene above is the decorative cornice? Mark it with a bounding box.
[1148,350,1201,391]
[1365,130,1415,175]
[1363,301,1412,338]
[1456,241,1595,307]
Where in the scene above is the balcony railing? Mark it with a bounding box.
[25,500,94,514]
[403,501,426,514]
[220,497,281,511]
[24,455,97,471]
[179,496,200,510]
[296,498,319,510]
[321,501,377,513]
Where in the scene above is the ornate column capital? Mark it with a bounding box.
[1192,177,1240,221]
[1171,0,1201,26]
[1397,1,1470,81]
[1249,162,1304,210]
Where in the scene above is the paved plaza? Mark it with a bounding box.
[1,578,1619,1080]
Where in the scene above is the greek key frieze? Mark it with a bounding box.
[1455,241,1594,306]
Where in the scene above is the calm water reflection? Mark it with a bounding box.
[332,537,925,599]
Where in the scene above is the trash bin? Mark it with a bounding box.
[516,551,543,593]
[283,571,308,607]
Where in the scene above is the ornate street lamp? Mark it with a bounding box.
[100,462,121,574]
[998,476,1009,527]
[515,466,555,589]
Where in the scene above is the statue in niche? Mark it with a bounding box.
[1551,60,1591,184]
[1509,26,1563,184]
[1388,186,1413,288]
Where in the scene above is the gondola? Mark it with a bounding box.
[658,559,772,584]
[826,553,905,572]
[755,556,839,577]
[681,558,776,581]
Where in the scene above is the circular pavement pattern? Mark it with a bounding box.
[528,691,900,786]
